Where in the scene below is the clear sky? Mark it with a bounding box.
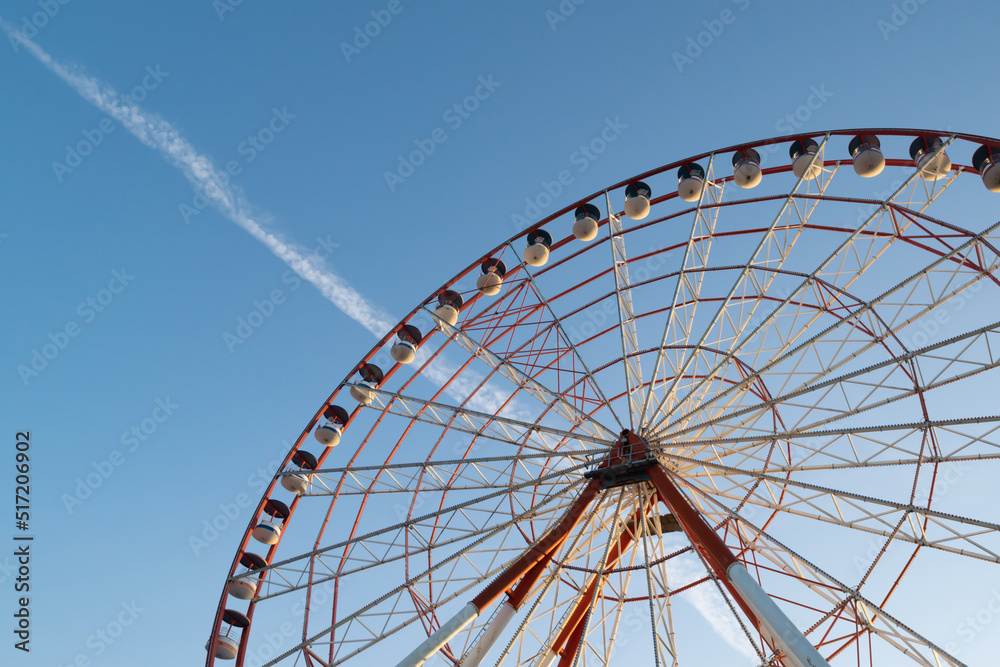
[2,1,1000,666]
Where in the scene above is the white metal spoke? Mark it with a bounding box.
[506,240,627,432]
[656,219,1000,445]
[650,138,964,437]
[421,305,617,442]
[654,318,1000,470]
[639,154,725,432]
[645,134,836,432]
[606,190,645,430]
[356,384,612,450]
[249,467,590,596]
[637,484,679,667]
[671,454,1000,563]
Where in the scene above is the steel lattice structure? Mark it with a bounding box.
[206,128,1000,667]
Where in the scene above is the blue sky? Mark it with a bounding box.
[3,1,1000,666]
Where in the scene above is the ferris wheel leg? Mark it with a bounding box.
[645,464,830,667]
[395,603,480,667]
[462,600,517,667]
[394,479,603,667]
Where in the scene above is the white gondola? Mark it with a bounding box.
[280,450,318,495]
[280,473,309,495]
[349,380,376,405]
[252,519,281,545]
[391,325,422,364]
[228,577,257,600]
[476,259,507,296]
[314,423,341,446]
[252,499,289,545]
[973,144,1000,192]
[524,229,552,267]
[789,139,823,180]
[349,364,383,405]
[677,163,705,202]
[623,181,651,219]
[732,148,762,188]
[207,634,240,660]
[849,134,885,177]
[573,203,600,241]
[206,610,249,660]
[910,136,951,181]
[433,290,463,331]
[228,552,267,600]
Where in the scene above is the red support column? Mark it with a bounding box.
[536,496,655,666]
[471,477,603,613]
[645,464,760,627]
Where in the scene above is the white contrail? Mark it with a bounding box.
[4,23,525,416]
[4,21,397,338]
[669,553,761,663]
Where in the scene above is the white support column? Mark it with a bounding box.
[726,563,830,667]
[462,600,517,667]
[535,647,558,667]
[395,603,479,667]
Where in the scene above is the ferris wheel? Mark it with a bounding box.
[205,129,1000,667]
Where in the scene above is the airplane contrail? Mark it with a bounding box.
[3,22,522,414]
[5,21,399,339]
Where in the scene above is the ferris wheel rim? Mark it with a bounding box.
[206,127,1000,667]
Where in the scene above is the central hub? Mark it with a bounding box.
[584,429,658,488]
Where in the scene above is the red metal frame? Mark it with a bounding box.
[206,128,1000,666]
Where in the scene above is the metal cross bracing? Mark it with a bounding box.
[243,473,586,603]
[505,240,627,433]
[446,263,618,428]
[665,451,1000,564]
[344,384,612,452]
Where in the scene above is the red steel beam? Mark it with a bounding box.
[471,477,602,612]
